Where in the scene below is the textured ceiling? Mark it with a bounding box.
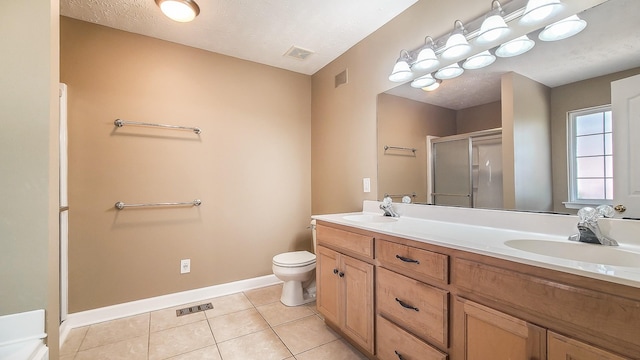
[60,0,418,75]
[387,0,640,110]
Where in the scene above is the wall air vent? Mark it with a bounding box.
[335,69,348,88]
[284,46,314,61]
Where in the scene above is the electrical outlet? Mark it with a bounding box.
[180,259,191,274]
[363,178,371,193]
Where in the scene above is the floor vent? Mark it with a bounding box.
[176,303,213,317]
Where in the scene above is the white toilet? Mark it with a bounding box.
[272,220,317,306]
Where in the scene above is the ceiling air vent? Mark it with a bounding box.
[284,46,314,61]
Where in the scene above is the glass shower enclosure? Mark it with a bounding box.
[428,129,503,209]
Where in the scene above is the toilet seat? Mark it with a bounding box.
[273,251,316,268]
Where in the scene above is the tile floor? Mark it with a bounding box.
[60,284,368,360]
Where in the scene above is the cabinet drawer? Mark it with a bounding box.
[377,239,448,284]
[377,267,449,348]
[548,332,629,360]
[316,224,374,259]
[377,315,447,360]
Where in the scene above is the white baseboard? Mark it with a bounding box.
[60,274,281,347]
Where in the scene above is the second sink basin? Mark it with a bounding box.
[342,214,398,223]
[504,239,640,267]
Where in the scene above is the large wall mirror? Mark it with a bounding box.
[377,0,640,213]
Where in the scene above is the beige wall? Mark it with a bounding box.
[502,72,552,211]
[311,0,489,214]
[0,0,60,355]
[61,18,311,312]
[550,67,640,212]
[456,101,502,134]
[377,94,456,204]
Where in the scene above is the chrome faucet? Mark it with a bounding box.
[380,196,400,217]
[569,206,618,246]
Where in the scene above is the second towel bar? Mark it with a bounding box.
[114,119,201,134]
[115,199,202,210]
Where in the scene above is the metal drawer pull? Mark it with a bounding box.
[395,297,419,312]
[394,350,405,360]
[395,254,420,264]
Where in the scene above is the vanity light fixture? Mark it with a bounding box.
[538,14,587,41]
[462,50,496,70]
[411,36,440,72]
[388,50,414,82]
[155,0,200,22]
[476,0,511,45]
[411,73,437,89]
[495,35,535,57]
[441,20,472,60]
[519,0,564,26]
[422,80,442,92]
[435,63,464,80]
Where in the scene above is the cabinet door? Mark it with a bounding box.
[456,297,546,360]
[342,254,375,354]
[548,332,628,360]
[316,246,341,326]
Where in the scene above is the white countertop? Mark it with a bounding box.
[313,201,640,289]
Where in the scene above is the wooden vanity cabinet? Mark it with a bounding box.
[547,332,629,360]
[315,223,375,355]
[454,297,546,360]
[375,238,451,358]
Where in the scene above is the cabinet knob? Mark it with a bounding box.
[394,350,405,360]
[333,268,339,275]
[339,272,345,278]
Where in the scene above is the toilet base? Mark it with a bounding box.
[280,279,316,307]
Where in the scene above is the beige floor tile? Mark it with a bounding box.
[60,326,89,355]
[150,301,208,332]
[294,339,368,360]
[75,335,148,360]
[204,293,253,318]
[79,314,149,350]
[256,301,315,327]
[217,329,292,360]
[304,301,318,314]
[273,315,339,355]
[165,345,222,360]
[149,320,215,360]
[208,308,269,342]
[244,284,283,306]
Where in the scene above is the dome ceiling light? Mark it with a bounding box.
[155,0,200,23]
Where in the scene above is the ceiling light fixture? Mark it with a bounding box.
[411,36,440,72]
[155,0,200,22]
[388,50,414,82]
[435,63,464,80]
[441,20,472,60]
[519,0,564,26]
[463,50,496,70]
[411,74,437,89]
[476,0,511,45]
[495,35,535,57]
[422,80,442,92]
[538,14,587,41]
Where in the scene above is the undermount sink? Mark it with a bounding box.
[504,239,640,267]
[342,214,398,223]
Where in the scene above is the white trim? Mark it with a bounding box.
[60,274,281,344]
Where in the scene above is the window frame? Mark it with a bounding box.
[565,105,613,209]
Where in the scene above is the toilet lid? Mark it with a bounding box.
[273,251,316,267]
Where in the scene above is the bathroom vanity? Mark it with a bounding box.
[314,202,640,360]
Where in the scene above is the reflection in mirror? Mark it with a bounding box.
[377,0,640,213]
